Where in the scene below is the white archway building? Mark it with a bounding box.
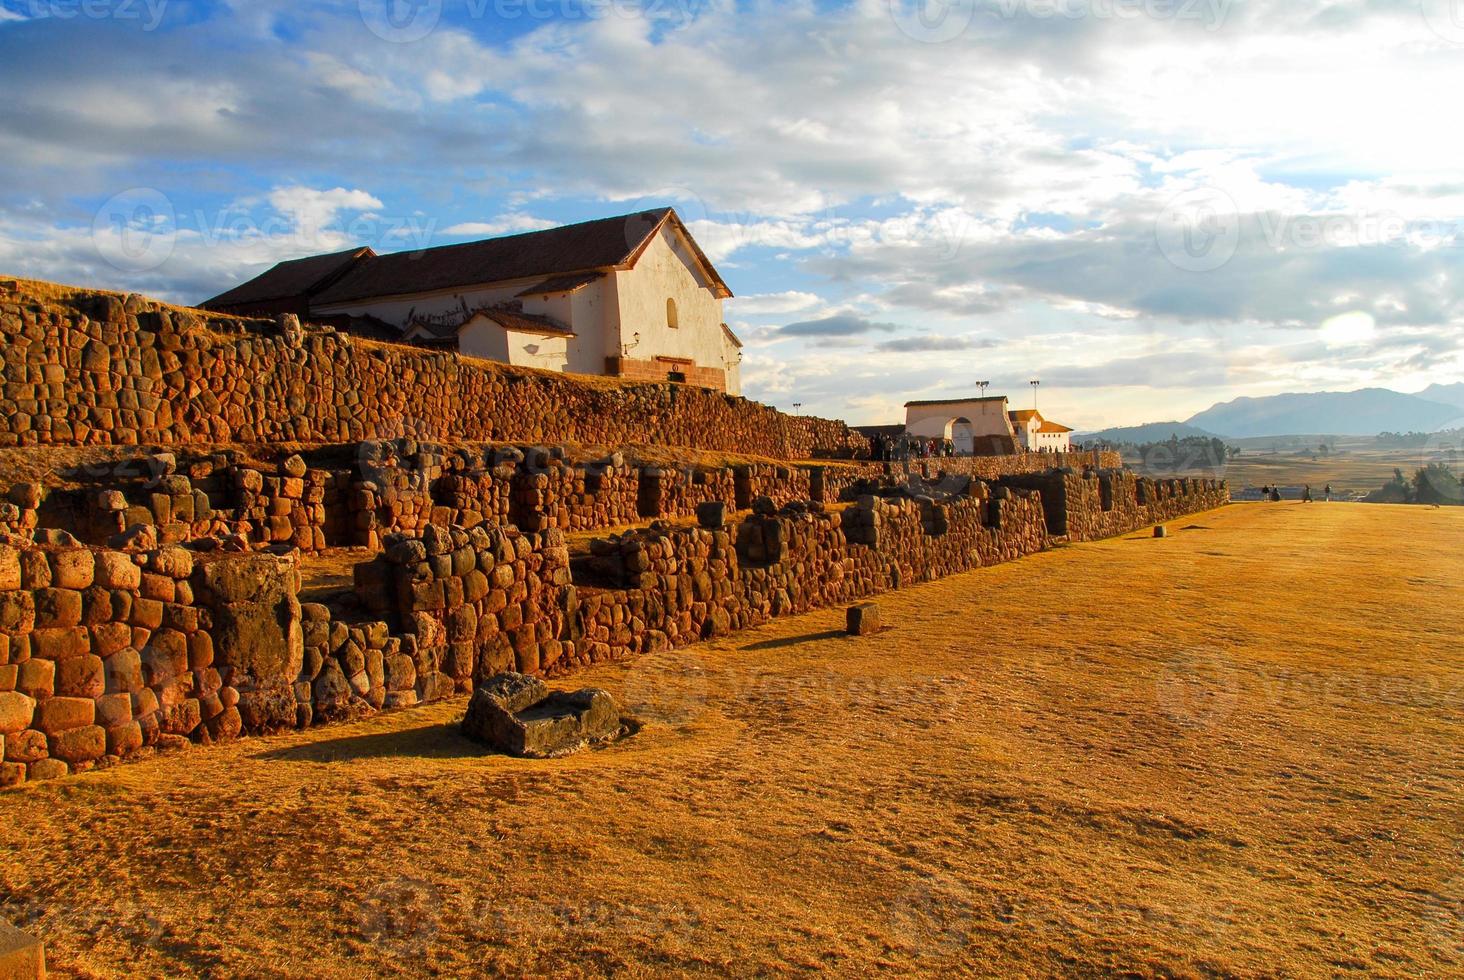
[904,397,1020,455]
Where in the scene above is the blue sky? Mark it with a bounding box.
[2,0,1463,428]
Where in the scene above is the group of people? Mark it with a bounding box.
[871,434,957,462]
[1259,483,1332,502]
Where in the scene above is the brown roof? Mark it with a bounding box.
[1038,420,1074,433]
[202,246,375,309]
[312,208,731,306]
[1009,409,1040,423]
[720,322,744,349]
[480,309,575,337]
[515,272,604,297]
[407,307,574,340]
[904,396,1008,408]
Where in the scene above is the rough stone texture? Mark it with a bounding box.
[462,672,620,758]
[846,603,882,636]
[0,284,865,461]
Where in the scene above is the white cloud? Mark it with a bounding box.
[443,215,557,237]
[726,291,822,315]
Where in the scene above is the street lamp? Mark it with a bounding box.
[976,380,990,398]
[1029,379,1041,410]
[792,402,803,414]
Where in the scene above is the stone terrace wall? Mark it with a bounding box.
[997,469,1230,541]
[0,283,866,460]
[903,450,1121,480]
[0,469,1226,787]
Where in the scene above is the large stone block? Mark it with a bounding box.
[94,551,141,590]
[0,692,36,736]
[35,697,94,735]
[846,603,882,637]
[4,729,47,764]
[49,724,106,764]
[461,672,621,758]
[198,554,303,692]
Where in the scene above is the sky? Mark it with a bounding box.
[2,0,1463,429]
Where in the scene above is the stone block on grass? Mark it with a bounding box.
[846,602,882,637]
[462,672,622,759]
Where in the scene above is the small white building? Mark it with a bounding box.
[904,397,1020,455]
[1009,410,1074,452]
[898,396,1076,455]
[204,208,744,395]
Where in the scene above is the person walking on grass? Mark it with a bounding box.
[1303,484,1313,503]
[1325,483,1332,501]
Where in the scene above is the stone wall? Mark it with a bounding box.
[0,468,1226,788]
[13,443,1135,557]
[997,469,1230,541]
[0,283,866,460]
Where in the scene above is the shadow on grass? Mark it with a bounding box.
[255,722,484,764]
[741,629,847,651]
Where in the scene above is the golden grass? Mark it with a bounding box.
[1,502,1460,978]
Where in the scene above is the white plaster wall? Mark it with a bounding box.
[723,334,743,397]
[456,318,569,372]
[613,225,728,374]
[314,277,613,377]
[906,400,1012,441]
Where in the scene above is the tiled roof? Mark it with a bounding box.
[904,396,1008,407]
[480,309,575,337]
[720,322,744,349]
[313,208,731,306]
[515,272,604,297]
[202,247,375,309]
[1039,420,1074,433]
[1009,409,1040,423]
[407,307,575,340]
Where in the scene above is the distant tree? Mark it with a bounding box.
[1364,468,1414,504]
[1318,442,1330,456]
[1413,463,1464,506]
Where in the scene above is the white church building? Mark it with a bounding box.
[204,208,744,395]
[902,396,1074,454]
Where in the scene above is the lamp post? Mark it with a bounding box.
[976,380,990,398]
[1029,379,1041,410]
[792,402,803,415]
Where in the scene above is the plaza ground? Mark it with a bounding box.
[1,502,1460,977]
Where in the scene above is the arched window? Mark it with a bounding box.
[666,297,679,329]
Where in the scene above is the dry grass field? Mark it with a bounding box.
[1,502,1460,978]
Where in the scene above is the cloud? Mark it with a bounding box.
[1,1,1462,425]
[780,314,900,337]
[266,186,383,236]
[443,215,557,237]
[726,290,821,315]
[874,335,996,353]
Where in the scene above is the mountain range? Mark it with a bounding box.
[1081,385,1464,441]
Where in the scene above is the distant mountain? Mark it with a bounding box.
[1416,382,1464,414]
[1077,421,1227,444]
[1185,388,1459,438]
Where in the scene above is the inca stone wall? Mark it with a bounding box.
[0,468,1225,788]
[0,282,867,460]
